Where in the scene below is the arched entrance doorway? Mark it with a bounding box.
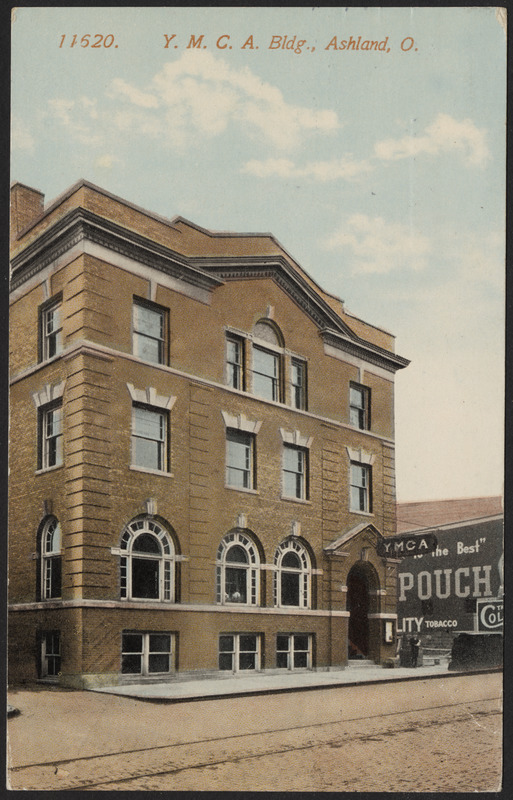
[347,561,379,660]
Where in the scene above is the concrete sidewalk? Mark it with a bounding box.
[92,660,463,702]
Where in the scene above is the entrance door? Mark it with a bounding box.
[347,566,370,659]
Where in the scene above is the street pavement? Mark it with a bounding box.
[7,668,502,792]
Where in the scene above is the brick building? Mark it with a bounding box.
[9,180,409,688]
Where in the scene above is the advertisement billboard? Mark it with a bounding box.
[396,516,503,640]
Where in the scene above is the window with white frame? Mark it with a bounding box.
[39,402,63,470]
[226,429,254,490]
[276,634,312,669]
[41,517,62,599]
[132,405,168,472]
[121,631,174,675]
[291,358,307,410]
[40,631,61,678]
[119,518,176,601]
[216,532,260,605]
[349,383,370,430]
[40,298,63,361]
[274,538,311,608]
[282,445,308,500]
[226,334,245,390]
[219,633,261,672]
[132,300,166,365]
[350,462,371,512]
[252,346,281,402]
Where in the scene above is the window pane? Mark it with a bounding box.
[122,633,143,652]
[239,653,256,670]
[282,551,301,569]
[134,408,164,440]
[122,654,142,674]
[277,635,289,652]
[226,545,248,564]
[149,634,171,652]
[219,653,233,671]
[253,347,277,376]
[135,305,163,339]
[294,652,308,668]
[132,558,159,598]
[49,556,62,598]
[135,335,161,364]
[134,439,160,470]
[277,652,289,668]
[350,387,364,408]
[133,533,161,554]
[281,572,300,606]
[239,634,257,651]
[219,635,234,652]
[225,567,247,602]
[148,654,170,673]
[294,635,309,651]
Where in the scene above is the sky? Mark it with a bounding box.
[11,6,506,503]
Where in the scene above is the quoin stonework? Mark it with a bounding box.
[9,180,409,688]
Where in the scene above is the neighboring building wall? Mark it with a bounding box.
[9,180,408,687]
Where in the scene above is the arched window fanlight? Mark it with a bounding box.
[41,516,62,599]
[274,538,311,608]
[119,518,175,601]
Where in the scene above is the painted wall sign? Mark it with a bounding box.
[377,532,437,558]
[396,518,503,636]
[476,599,504,632]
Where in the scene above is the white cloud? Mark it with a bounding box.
[374,113,490,167]
[110,50,340,149]
[11,116,35,152]
[324,214,431,274]
[94,154,122,169]
[109,78,159,109]
[242,156,372,181]
[47,98,103,146]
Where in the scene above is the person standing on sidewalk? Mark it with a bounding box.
[410,635,421,667]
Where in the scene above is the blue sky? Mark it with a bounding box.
[11,6,506,502]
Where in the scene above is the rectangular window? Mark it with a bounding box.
[39,403,63,470]
[282,445,308,500]
[40,299,63,361]
[226,335,245,390]
[121,632,173,676]
[133,301,166,365]
[349,383,370,430]
[219,633,261,672]
[226,430,254,490]
[276,634,312,670]
[41,631,61,678]
[350,463,371,513]
[132,405,168,471]
[291,359,307,410]
[252,346,281,402]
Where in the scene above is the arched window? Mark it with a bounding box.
[252,320,285,403]
[119,518,176,602]
[41,517,62,599]
[274,539,311,608]
[216,531,260,605]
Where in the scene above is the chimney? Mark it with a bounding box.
[10,182,45,243]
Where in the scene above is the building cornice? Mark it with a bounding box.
[10,207,224,293]
[322,329,410,373]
